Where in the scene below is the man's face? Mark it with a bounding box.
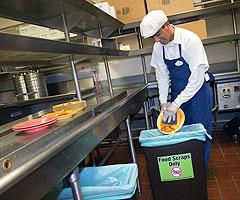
[153,24,172,45]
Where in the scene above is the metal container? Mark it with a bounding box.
[25,70,48,99]
[13,73,29,101]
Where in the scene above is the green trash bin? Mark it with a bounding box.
[139,123,211,200]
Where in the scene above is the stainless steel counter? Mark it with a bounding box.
[0,93,76,109]
[0,84,148,200]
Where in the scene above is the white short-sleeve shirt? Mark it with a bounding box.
[151,26,209,107]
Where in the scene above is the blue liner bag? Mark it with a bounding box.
[139,123,212,147]
[57,163,138,200]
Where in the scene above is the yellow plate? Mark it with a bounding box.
[157,108,185,135]
[42,109,77,120]
[53,100,87,111]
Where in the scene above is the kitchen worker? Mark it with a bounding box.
[140,10,213,167]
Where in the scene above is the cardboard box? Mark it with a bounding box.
[176,20,207,39]
[0,18,22,29]
[116,34,140,50]
[116,35,154,50]
[107,0,146,24]
[146,0,194,15]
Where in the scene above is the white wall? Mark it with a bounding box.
[205,42,236,64]
[97,55,152,80]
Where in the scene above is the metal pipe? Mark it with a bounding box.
[141,55,148,84]
[126,116,137,163]
[136,28,148,84]
[60,0,82,100]
[194,0,225,7]
[232,6,240,72]
[214,71,240,77]
[90,152,96,166]
[230,0,240,72]
[147,98,154,128]
[68,167,83,200]
[235,41,240,72]
[98,23,114,96]
[98,139,121,166]
[125,116,141,196]
[143,101,150,130]
[150,114,154,129]
[100,136,139,144]
[103,56,114,96]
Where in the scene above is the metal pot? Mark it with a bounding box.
[13,73,29,101]
[25,70,48,99]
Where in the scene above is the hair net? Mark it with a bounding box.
[140,10,168,39]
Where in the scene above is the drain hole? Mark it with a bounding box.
[2,159,12,171]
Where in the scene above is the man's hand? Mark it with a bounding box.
[162,111,172,122]
[163,102,179,123]
[167,102,178,114]
[160,103,169,113]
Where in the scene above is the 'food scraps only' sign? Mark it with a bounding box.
[157,153,194,181]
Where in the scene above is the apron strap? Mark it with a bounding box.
[178,44,182,57]
[162,46,166,59]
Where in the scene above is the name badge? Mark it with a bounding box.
[175,60,183,66]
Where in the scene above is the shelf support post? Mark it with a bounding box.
[98,24,114,96]
[143,101,150,130]
[136,28,148,84]
[125,116,141,196]
[103,56,114,96]
[68,167,83,200]
[231,0,240,72]
[60,0,82,100]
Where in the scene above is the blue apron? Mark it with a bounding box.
[163,44,213,166]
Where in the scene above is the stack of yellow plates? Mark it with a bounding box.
[42,109,77,121]
[53,100,87,112]
[157,108,185,134]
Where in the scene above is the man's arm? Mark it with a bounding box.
[155,68,170,105]
[174,37,209,107]
[151,45,170,105]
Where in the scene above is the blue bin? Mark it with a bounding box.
[57,163,138,200]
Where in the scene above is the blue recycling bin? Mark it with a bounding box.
[57,163,138,200]
[139,123,211,200]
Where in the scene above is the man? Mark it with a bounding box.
[140,10,213,166]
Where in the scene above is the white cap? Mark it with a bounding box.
[140,10,168,39]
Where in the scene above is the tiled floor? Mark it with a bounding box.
[102,129,240,200]
[207,131,240,200]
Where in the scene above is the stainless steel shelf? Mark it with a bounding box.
[0,32,129,67]
[128,34,240,57]
[0,92,76,108]
[128,48,153,57]
[202,33,240,45]
[0,32,128,56]
[0,0,124,38]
